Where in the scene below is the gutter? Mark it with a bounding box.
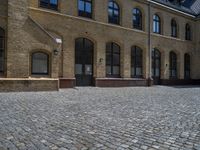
[148,1,152,86]
[147,0,196,18]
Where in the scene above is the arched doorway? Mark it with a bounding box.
[75,38,94,86]
[152,49,161,85]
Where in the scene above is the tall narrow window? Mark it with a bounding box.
[108,0,120,25]
[0,28,5,73]
[169,51,177,79]
[152,49,161,78]
[106,42,120,77]
[185,23,191,40]
[133,8,142,30]
[32,52,49,75]
[153,14,161,34]
[171,19,177,37]
[131,46,143,78]
[184,53,190,79]
[78,0,92,18]
[40,0,58,10]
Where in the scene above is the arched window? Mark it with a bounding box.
[152,49,161,78]
[171,19,177,37]
[133,8,142,30]
[78,0,92,18]
[185,23,191,40]
[131,46,143,78]
[184,53,190,79]
[108,0,120,25]
[31,52,49,75]
[106,42,120,77]
[40,0,58,10]
[0,27,5,73]
[169,51,177,78]
[153,14,161,34]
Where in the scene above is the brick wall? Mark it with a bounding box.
[0,78,59,92]
[0,0,199,88]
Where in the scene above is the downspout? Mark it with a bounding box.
[148,1,153,86]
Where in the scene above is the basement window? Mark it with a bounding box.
[39,0,58,11]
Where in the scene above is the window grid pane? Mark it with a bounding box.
[133,8,142,30]
[171,20,177,37]
[152,49,161,77]
[32,52,49,75]
[185,24,191,40]
[106,42,120,77]
[78,0,92,18]
[108,1,120,25]
[169,52,177,78]
[153,15,161,34]
[40,0,58,10]
[184,54,190,79]
[131,46,143,78]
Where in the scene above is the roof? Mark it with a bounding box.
[151,0,200,17]
[188,0,200,15]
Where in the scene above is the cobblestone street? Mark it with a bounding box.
[0,86,200,150]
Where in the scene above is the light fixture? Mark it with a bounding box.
[53,49,59,55]
[99,58,103,63]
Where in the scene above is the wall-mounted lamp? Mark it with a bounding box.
[53,49,59,55]
[99,58,103,63]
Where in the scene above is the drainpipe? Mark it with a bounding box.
[148,1,153,86]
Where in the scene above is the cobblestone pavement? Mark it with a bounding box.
[0,86,200,150]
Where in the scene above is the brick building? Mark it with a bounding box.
[0,0,200,91]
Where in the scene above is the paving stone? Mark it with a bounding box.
[141,145,148,150]
[194,144,200,150]
[0,86,200,149]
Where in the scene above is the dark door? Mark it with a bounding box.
[0,28,5,75]
[152,49,161,85]
[75,38,94,86]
